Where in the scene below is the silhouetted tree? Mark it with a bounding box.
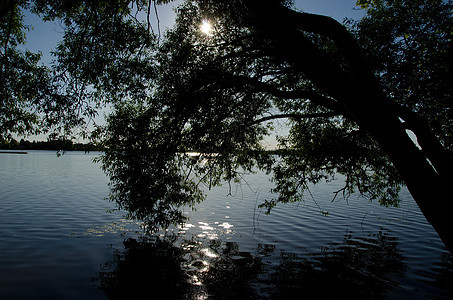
[2,0,452,250]
[98,0,453,251]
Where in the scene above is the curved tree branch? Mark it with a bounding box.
[248,112,338,127]
[219,73,349,116]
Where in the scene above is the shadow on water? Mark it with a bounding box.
[92,229,453,299]
[94,236,194,299]
[268,231,404,299]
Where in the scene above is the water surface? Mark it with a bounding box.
[0,151,452,299]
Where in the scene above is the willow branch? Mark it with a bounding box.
[146,0,154,35]
[249,112,338,127]
[153,0,161,41]
[228,74,348,116]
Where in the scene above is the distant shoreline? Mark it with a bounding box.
[0,151,28,154]
[1,139,102,152]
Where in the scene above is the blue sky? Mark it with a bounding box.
[294,0,364,20]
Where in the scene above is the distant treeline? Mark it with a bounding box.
[0,138,102,151]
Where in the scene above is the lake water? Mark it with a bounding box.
[0,151,452,299]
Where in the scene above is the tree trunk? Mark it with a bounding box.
[346,89,453,253]
[243,0,453,253]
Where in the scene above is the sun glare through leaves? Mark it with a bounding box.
[200,20,212,35]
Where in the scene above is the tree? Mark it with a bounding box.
[351,0,452,166]
[2,0,452,251]
[1,0,47,141]
[1,0,168,141]
[98,0,453,251]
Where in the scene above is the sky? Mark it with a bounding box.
[294,0,364,19]
[24,0,364,64]
[20,0,365,142]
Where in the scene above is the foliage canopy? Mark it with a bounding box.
[99,0,452,229]
[1,0,452,237]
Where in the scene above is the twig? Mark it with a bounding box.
[252,186,261,233]
[332,186,347,202]
[306,185,323,215]
[147,0,154,35]
[153,0,161,42]
[361,210,374,231]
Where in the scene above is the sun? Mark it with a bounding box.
[200,20,212,35]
